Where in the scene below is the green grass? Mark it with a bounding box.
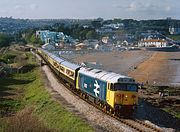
[168,34,180,41]
[162,107,180,119]
[24,68,93,132]
[0,120,7,132]
[0,75,30,114]
[0,51,94,132]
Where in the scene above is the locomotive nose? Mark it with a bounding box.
[122,93,137,105]
[115,94,121,104]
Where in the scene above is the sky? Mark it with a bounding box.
[0,0,179,20]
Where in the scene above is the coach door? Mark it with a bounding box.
[106,83,111,102]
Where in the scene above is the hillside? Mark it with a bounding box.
[0,46,93,132]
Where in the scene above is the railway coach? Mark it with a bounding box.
[37,48,81,88]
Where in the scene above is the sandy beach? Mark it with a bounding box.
[129,51,180,86]
[72,50,180,86]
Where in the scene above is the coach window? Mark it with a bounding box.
[66,69,70,75]
[56,64,60,69]
[69,71,74,77]
[60,66,65,72]
[66,69,74,77]
[53,61,57,67]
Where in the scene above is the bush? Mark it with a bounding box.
[1,54,16,64]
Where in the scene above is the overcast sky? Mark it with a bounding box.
[0,0,179,20]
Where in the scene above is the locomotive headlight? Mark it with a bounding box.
[125,95,128,98]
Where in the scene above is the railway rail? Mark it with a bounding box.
[35,51,164,132]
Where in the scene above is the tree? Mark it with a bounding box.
[86,30,98,39]
[0,33,12,47]
[30,34,42,46]
[79,30,87,40]
[91,20,102,29]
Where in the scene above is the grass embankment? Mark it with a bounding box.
[0,50,93,132]
[25,69,93,132]
[168,34,180,41]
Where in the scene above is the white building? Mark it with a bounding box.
[138,39,167,47]
[169,27,180,35]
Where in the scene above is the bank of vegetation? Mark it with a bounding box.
[0,48,93,132]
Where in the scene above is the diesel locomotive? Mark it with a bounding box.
[37,48,138,116]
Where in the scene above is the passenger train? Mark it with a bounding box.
[37,48,138,116]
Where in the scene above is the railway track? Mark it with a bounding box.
[35,51,164,132]
[75,89,163,132]
[117,118,163,132]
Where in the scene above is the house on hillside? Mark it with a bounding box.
[36,30,74,44]
[138,39,167,47]
[95,44,113,51]
[169,27,180,35]
[101,37,113,44]
[75,43,87,50]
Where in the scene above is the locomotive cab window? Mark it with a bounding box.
[127,85,137,92]
[113,83,138,92]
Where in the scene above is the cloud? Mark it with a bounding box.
[14,4,39,12]
[14,5,24,10]
[125,1,172,13]
[0,0,179,20]
[12,3,38,17]
[114,0,172,12]
[30,4,39,10]
[127,2,136,11]
[111,0,177,19]
[0,10,8,14]
[14,5,25,15]
[165,6,171,12]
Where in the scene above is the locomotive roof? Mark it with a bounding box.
[79,67,135,83]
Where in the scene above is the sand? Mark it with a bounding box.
[72,50,180,86]
[129,51,180,86]
[73,50,153,75]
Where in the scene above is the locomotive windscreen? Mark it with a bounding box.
[113,83,138,92]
